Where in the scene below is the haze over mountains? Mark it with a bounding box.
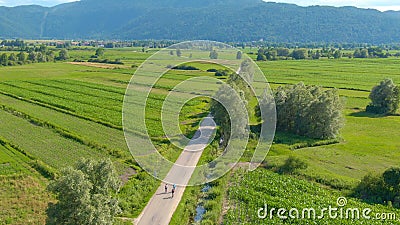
[1,0,400,43]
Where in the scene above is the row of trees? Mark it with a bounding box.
[256,48,344,61]
[256,47,397,61]
[210,59,254,145]
[0,49,69,66]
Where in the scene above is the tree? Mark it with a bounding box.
[0,53,8,66]
[209,50,218,59]
[355,48,369,58]
[292,49,307,60]
[355,167,400,208]
[312,50,321,59]
[176,49,182,57]
[236,51,242,60]
[17,52,26,62]
[95,48,105,57]
[47,158,121,225]
[265,83,344,139]
[256,52,266,61]
[210,84,248,145]
[360,49,369,58]
[58,49,69,60]
[8,53,16,61]
[211,66,251,145]
[28,52,37,62]
[277,48,290,57]
[39,45,48,53]
[383,168,400,190]
[354,49,361,58]
[47,51,55,62]
[237,59,254,82]
[37,52,47,62]
[333,50,342,59]
[366,78,400,114]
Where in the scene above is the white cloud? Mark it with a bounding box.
[264,0,400,11]
[0,0,79,7]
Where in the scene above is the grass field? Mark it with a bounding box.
[1,47,400,224]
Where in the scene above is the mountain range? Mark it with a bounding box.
[1,0,400,43]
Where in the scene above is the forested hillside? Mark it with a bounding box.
[0,0,400,43]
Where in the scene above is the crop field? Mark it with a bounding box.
[256,58,400,91]
[0,47,400,224]
[224,169,400,224]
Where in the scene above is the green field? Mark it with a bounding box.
[0,48,400,224]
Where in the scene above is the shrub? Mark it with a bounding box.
[278,155,308,174]
[171,65,199,70]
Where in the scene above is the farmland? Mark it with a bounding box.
[0,47,400,224]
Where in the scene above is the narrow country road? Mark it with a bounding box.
[135,115,216,225]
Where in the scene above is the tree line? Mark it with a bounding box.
[256,46,399,61]
[0,48,69,66]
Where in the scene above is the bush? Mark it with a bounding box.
[206,189,221,200]
[215,70,229,77]
[171,65,199,70]
[200,219,214,225]
[278,155,308,174]
[88,58,124,65]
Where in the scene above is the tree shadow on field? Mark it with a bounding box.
[349,111,388,118]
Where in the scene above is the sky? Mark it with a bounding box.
[0,0,399,11]
[0,0,78,7]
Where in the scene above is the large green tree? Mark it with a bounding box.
[209,50,218,59]
[47,158,121,225]
[211,60,254,145]
[366,78,400,114]
[0,53,8,66]
[17,51,26,62]
[95,48,105,57]
[264,83,343,139]
[176,48,182,57]
[292,49,307,60]
[58,49,70,60]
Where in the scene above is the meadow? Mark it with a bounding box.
[0,47,399,224]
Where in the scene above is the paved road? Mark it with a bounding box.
[135,115,216,225]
